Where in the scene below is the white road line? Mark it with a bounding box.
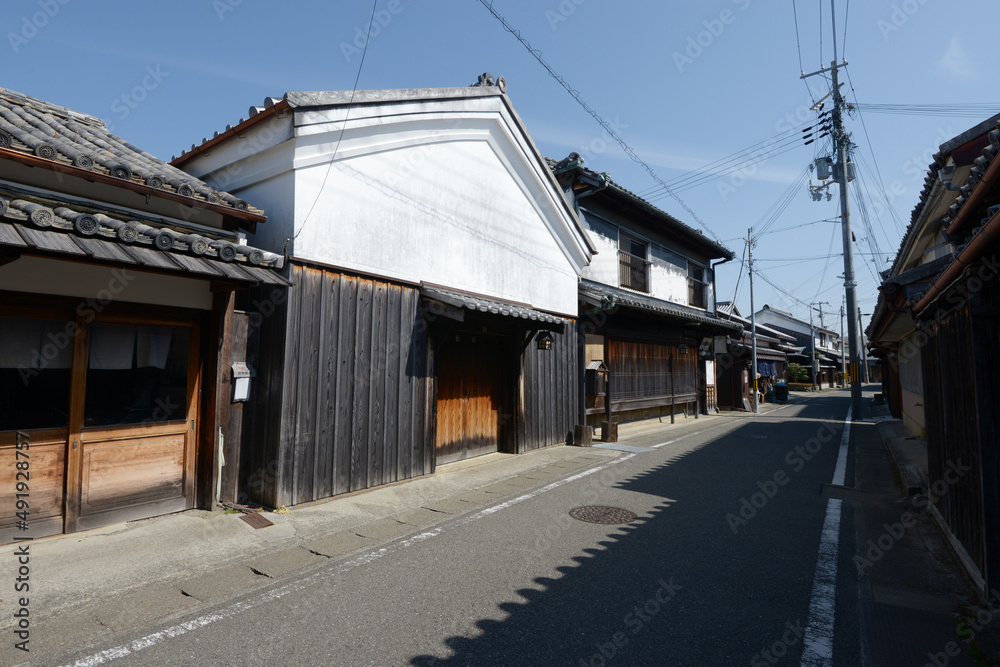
[63,453,637,667]
[800,404,852,666]
[800,498,843,667]
[831,405,852,487]
[651,428,712,449]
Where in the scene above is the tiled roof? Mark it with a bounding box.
[868,115,1000,336]
[579,280,742,333]
[0,191,287,285]
[0,87,262,216]
[420,285,567,326]
[940,120,1000,239]
[173,84,508,164]
[547,153,735,261]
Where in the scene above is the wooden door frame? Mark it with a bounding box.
[65,314,202,533]
[433,328,515,463]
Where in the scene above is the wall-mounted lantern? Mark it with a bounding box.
[536,331,554,351]
[679,343,688,355]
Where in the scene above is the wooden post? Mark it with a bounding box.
[670,350,675,424]
[603,337,614,441]
[577,328,587,428]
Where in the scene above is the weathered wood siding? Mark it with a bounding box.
[921,303,985,576]
[608,339,697,403]
[242,264,433,508]
[521,320,578,452]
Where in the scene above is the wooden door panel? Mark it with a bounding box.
[435,344,464,462]
[436,338,502,464]
[463,344,501,458]
[78,424,189,523]
[0,429,66,542]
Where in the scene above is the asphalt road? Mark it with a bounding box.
[61,393,862,666]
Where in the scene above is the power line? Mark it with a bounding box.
[845,67,907,237]
[296,0,380,241]
[754,166,812,237]
[475,0,726,246]
[854,103,1000,117]
[841,0,850,58]
[725,240,749,317]
[758,217,839,236]
[755,253,841,262]
[646,136,807,197]
[638,121,811,196]
[813,207,840,302]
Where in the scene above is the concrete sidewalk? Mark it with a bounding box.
[858,388,999,665]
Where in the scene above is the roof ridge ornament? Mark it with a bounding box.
[471,72,507,93]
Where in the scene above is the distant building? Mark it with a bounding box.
[714,302,795,410]
[754,305,842,388]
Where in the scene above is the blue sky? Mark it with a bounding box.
[3,0,997,331]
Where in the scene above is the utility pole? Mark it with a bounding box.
[858,307,868,383]
[801,0,863,419]
[809,301,829,388]
[809,307,817,388]
[840,302,846,388]
[747,228,759,414]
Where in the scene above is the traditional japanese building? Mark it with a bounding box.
[174,78,595,508]
[547,153,741,433]
[867,112,1000,594]
[0,87,287,542]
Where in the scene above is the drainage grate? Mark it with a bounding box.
[569,506,638,525]
[240,512,274,529]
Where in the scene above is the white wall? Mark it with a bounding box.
[898,332,926,436]
[579,208,702,308]
[292,128,578,315]
[182,95,588,317]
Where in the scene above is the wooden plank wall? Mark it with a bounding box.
[972,279,1000,590]
[243,264,433,508]
[608,339,698,400]
[521,320,578,452]
[921,304,985,574]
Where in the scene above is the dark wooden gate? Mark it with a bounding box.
[436,336,503,465]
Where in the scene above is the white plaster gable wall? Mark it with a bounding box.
[287,98,586,316]
[180,92,590,316]
[177,115,297,254]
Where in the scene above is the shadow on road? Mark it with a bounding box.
[410,397,853,666]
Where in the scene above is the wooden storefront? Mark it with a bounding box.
[0,275,283,543]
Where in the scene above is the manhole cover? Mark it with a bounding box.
[569,506,637,525]
[239,512,273,529]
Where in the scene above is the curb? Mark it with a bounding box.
[875,420,926,497]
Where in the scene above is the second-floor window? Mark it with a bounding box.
[688,264,708,309]
[619,231,650,293]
